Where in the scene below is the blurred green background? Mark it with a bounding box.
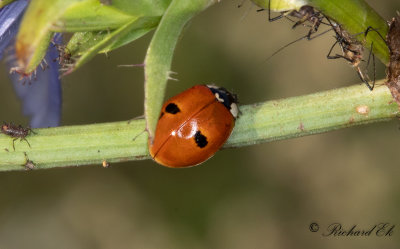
[0,0,400,248]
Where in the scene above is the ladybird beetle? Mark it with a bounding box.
[148,85,238,168]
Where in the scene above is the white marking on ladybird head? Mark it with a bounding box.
[230,103,238,118]
[214,92,224,103]
[206,84,218,89]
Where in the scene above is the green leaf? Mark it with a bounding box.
[64,16,160,74]
[66,16,160,56]
[252,0,306,11]
[101,16,161,53]
[145,0,216,141]
[112,0,172,16]
[51,0,136,32]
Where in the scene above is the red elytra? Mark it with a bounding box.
[148,85,238,168]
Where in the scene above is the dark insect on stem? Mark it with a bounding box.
[325,18,377,90]
[1,123,36,151]
[263,1,327,40]
[52,43,74,67]
[258,2,332,63]
[51,41,76,77]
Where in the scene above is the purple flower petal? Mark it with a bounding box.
[7,34,62,128]
[0,0,28,60]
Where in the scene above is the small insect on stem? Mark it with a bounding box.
[264,1,327,40]
[257,1,332,63]
[23,152,35,170]
[52,43,74,67]
[102,160,110,168]
[1,123,36,151]
[51,40,75,77]
[325,18,379,91]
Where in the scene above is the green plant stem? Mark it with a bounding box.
[0,81,397,171]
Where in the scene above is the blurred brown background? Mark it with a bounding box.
[0,0,400,248]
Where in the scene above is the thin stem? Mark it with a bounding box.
[0,81,397,171]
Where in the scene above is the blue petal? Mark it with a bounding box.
[0,0,28,59]
[7,34,62,128]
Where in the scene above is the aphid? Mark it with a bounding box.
[1,123,35,151]
[102,160,110,168]
[270,5,325,39]
[53,43,74,67]
[256,1,332,62]
[326,18,376,90]
[148,85,238,168]
[23,152,35,170]
[254,0,326,39]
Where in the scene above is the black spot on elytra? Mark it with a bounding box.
[165,103,180,114]
[194,130,208,148]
